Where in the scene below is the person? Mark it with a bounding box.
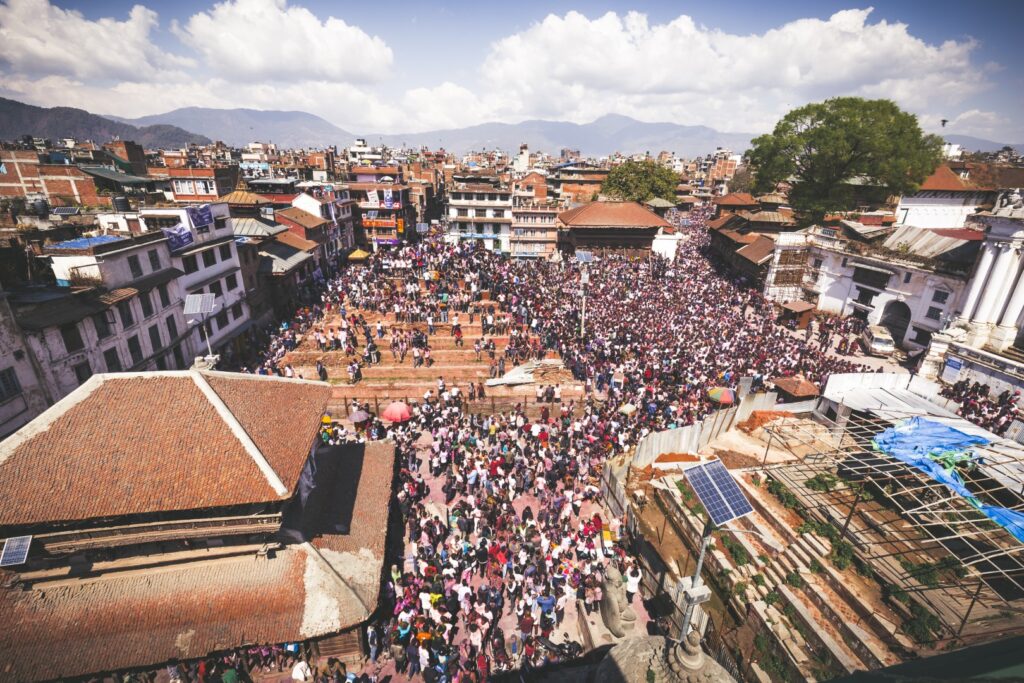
[367,623,379,664]
[291,657,312,681]
[625,564,642,604]
[316,359,328,382]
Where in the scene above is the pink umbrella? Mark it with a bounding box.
[382,401,413,423]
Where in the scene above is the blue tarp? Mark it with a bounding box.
[873,417,1024,544]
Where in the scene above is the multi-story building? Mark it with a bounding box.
[510,198,561,259]
[445,183,513,253]
[7,231,195,402]
[894,165,997,229]
[167,167,239,203]
[346,167,416,248]
[0,284,49,439]
[547,164,609,203]
[97,202,251,359]
[0,150,106,207]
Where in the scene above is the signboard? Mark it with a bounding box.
[366,189,379,207]
[397,218,404,234]
[941,357,964,384]
[416,222,429,234]
[161,224,195,253]
[383,187,394,209]
[186,204,213,228]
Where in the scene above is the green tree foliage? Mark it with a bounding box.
[747,97,943,222]
[601,159,680,203]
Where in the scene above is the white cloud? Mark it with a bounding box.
[468,8,989,133]
[0,0,191,80]
[173,0,392,83]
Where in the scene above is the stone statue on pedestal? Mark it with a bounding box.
[600,563,638,638]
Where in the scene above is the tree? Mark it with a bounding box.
[728,166,754,194]
[601,159,680,203]
[747,97,943,222]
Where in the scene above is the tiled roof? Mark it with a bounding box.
[276,230,319,252]
[219,188,271,205]
[230,216,287,238]
[714,192,758,206]
[0,372,331,527]
[740,210,797,225]
[258,240,313,275]
[557,201,671,229]
[0,441,394,682]
[736,235,777,264]
[920,165,976,192]
[276,206,329,229]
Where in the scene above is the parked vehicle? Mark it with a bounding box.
[862,325,896,356]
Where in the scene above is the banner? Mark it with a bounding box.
[366,210,378,220]
[161,224,195,253]
[186,204,213,228]
[383,188,394,209]
[366,189,379,207]
[397,218,404,234]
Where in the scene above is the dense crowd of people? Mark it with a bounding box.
[941,379,1020,436]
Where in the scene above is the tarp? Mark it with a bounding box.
[873,417,1024,544]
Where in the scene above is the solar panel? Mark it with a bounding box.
[0,535,32,567]
[51,206,80,216]
[684,460,753,527]
[183,293,216,316]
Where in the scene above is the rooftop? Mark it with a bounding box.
[714,192,759,207]
[0,371,331,528]
[558,200,672,229]
[276,206,329,229]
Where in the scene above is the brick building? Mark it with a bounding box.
[0,150,105,206]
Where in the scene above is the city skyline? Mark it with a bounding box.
[0,0,1022,142]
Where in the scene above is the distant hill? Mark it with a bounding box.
[372,114,755,157]
[0,97,209,148]
[112,107,353,149]
[944,134,1022,154]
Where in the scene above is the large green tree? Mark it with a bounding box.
[601,159,680,203]
[748,97,943,222]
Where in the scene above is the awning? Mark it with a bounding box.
[852,262,894,275]
[782,300,815,313]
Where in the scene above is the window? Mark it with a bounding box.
[911,327,933,345]
[209,281,223,298]
[202,250,217,268]
[173,179,195,195]
[118,300,134,327]
[127,335,143,365]
[903,272,912,284]
[231,302,243,320]
[92,311,113,339]
[226,273,238,291]
[127,255,143,279]
[933,290,950,304]
[925,306,943,320]
[182,254,198,274]
[216,310,229,330]
[157,284,170,308]
[0,367,21,401]
[166,315,178,340]
[219,244,232,261]
[147,249,161,271]
[148,324,162,351]
[155,356,168,371]
[60,322,85,353]
[841,257,848,268]
[103,347,122,373]
[72,361,92,386]
[140,291,154,318]
[172,345,185,369]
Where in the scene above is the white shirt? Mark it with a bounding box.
[291,661,312,681]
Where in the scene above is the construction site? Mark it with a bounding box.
[610,373,1024,682]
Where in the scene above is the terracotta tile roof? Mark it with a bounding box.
[713,192,758,206]
[739,210,797,225]
[219,188,271,205]
[0,372,331,527]
[920,165,976,192]
[708,214,742,231]
[736,235,777,264]
[276,230,319,252]
[557,201,671,229]
[720,229,759,245]
[276,206,329,229]
[773,375,820,397]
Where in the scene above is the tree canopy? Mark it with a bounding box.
[747,97,943,222]
[601,159,679,203]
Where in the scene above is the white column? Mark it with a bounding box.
[999,260,1024,328]
[973,243,1017,324]
[959,242,996,321]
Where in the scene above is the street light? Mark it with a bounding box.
[579,266,589,338]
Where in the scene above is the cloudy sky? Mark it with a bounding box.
[1,0,1021,141]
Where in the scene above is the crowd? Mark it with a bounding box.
[941,379,1020,436]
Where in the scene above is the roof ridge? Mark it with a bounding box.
[190,371,289,496]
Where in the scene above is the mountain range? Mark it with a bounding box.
[0,97,209,149]
[1,96,1020,158]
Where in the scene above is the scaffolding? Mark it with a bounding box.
[758,406,1024,644]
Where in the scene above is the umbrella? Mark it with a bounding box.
[618,403,637,415]
[349,409,371,423]
[707,387,736,405]
[348,248,371,261]
[321,415,333,424]
[382,401,413,423]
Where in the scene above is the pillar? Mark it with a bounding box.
[988,250,1024,351]
[972,243,1017,325]
[958,242,996,322]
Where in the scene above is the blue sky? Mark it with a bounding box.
[1,0,1022,141]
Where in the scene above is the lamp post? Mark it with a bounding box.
[579,267,589,338]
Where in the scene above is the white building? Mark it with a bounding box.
[291,185,356,256]
[0,285,49,439]
[98,202,251,357]
[10,232,194,403]
[446,183,513,253]
[894,165,994,230]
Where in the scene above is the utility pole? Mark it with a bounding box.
[679,520,714,639]
[579,266,589,338]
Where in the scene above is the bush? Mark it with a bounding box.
[765,591,781,606]
[809,559,824,574]
[903,603,942,644]
[753,574,767,587]
[721,535,752,566]
[734,581,748,597]
[767,479,802,509]
[830,539,855,570]
[805,473,839,493]
[751,473,762,487]
[785,571,805,588]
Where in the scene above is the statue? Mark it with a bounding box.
[595,631,737,683]
[600,563,638,638]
